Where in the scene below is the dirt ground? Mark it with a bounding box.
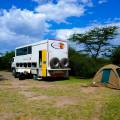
[0,71,82,106]
[0,71,119,120]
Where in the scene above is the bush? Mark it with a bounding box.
[69,48,110,78]
[111,46,120,66]
[0,51,15,70]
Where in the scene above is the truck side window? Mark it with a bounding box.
[24,63,27,67]
[16,46,32,56]
[20,63,22,67]
[32,63,37,68]
[23,47,27,55]
[28,63,31,67]
[28,46,32,54]
[16,63,19,67]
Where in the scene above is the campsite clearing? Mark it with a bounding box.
[0,71,120,120]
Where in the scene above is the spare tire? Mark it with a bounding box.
[60,58,69,68]
[50,57,60,69]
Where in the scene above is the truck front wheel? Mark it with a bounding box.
[12,68,18,78]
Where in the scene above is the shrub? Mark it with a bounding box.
[111,46,120,66]
[69,48,110,78]
[0,51,15,70]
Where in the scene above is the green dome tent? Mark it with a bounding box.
[93,64,120,89]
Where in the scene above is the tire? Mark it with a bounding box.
[12,68,18,78]
[19,73,25,80]
[60,58,69,68]
[50,57,60,69]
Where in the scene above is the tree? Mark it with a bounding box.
[69,47,110,78]
[69,26,118,59]
[111,46,120,66]
[0,51,15,70]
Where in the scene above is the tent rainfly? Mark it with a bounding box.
[93,64,120,89]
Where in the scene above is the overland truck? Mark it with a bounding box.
[11,39,69,79]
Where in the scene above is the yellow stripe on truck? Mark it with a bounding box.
[42,50,47,77]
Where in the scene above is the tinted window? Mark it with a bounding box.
[20,63,23,67]
[28,46,32,54]
[32,63,37,67]
[24,63,27,67]
[16,48,22,56]
[23,47,27,55]
[28,63,31,67]
[16,47,27,56]
[16,63,19,67]
[16,46,32,56]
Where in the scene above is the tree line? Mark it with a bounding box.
[0,26,120,78]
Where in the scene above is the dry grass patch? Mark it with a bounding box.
[0,71,120,120]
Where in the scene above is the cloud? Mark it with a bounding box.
[56,27,92,39]
[98,0,107,4]
[0,0,94,52]
[56,22,120,45]
[0,7,49,37]
[33,0,93,6]
[32,0,49,4]
[0,7,49,52]
[34,0,94,22]
[35,0,85,22]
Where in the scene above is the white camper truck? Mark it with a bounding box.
[11,39,69,79]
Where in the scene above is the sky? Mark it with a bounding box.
[0,0,120,52]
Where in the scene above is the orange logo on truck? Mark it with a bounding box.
[51,42,64,49]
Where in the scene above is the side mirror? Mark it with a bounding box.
[9,58,14,64]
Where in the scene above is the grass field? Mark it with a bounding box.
[0,71,120,120]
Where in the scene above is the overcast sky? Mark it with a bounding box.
[0,0,120,52]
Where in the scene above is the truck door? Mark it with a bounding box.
[41,50,47,77]
[39,51,42,68]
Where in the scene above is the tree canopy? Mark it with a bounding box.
[69,26,118,59]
